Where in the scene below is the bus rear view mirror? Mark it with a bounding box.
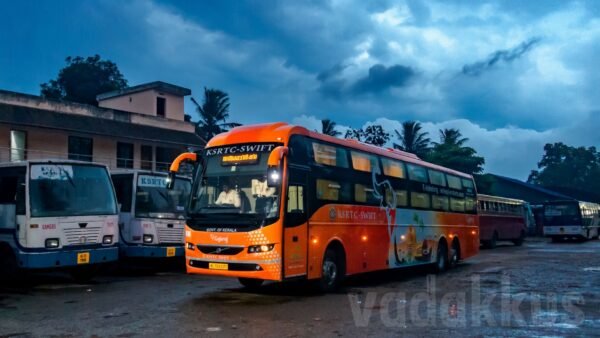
[266,146,288,187]
[166,152,199,190]
[166,172,176,190]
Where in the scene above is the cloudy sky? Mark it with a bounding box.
[1,0,599,179]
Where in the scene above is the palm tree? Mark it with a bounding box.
[436,128,468,147]
[321,119,341,137]
[393,121,430,158]
[192,87,241,142]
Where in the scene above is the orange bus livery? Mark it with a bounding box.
[168,122,480,290]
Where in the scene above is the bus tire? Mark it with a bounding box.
[512,231,525,246]
[433,240,448,273]
[551,236,561,243]
[238,278,263,290]
[449,239,460,268]
[488,231,498,249]
[70,265,99,283]
[319,246,344,292]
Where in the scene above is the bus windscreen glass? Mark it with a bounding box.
[29,164,117,217]
[543,203,581,226]
[135,175,191,219]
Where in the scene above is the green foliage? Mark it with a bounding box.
[527,142,600,193]
[425,128,485,174]
[192,87,241,142]
[344,125,390,147]
[40,55,128,105]
[393,121,430,158]
[321,119,341,137]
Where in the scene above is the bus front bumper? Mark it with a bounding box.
[120,244,184,258]
[186,257,283,281]
[544,226,584,237]
[18,246,119,269]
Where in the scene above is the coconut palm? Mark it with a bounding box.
[192,87,240,142]
[393,121,430,158]
[321,119,342,137]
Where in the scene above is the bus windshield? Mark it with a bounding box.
[189,143,282,228]
[135,175,191,219]
[29,164,117,218]
[544,203,581,226]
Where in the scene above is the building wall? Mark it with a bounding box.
[0,125,186,172]
[98,90,185,121]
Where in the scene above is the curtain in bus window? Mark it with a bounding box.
[428,170,447,187]
[381,158,405,178]
[287,185,304,213]
[354,184,379,205]
[317,179,340,201]
[432,195,450,211]
[386,189,407,207]
[447,175,462,190]
[407,164,428,183]
[313,143,337,166]
[450,198,466,212]
[351,152,376,172]
[411,192,430,209]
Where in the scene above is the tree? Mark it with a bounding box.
[192,87,241,142]
[344,125,389,147]
[426,128,485,174]
[393,121,430,158]
[321,119,341,137]
[527,143,600,194]
[40,55,128,105]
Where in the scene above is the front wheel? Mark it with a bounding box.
[319,248,342,292]
[433,241,448,273]
[512,231,525,246]
[238,278,263,290]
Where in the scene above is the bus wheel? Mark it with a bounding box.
[449,240,460,268]
[433,240,448,273]
[238,278,263,290]
[512,231,525,246]
[319,248,343,292]
[70,266,99,284]
[488,231,498,249]
[551,236,562,243]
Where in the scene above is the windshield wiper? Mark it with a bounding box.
[57,165,75,187]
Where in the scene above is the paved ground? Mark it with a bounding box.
[1,238,600,337]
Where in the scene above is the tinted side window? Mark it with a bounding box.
[112,174,133,212]
[407,164,428,183]
[0,167,26,215]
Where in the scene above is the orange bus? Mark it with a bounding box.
[168,122,479,291]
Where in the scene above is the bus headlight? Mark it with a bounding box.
[45,238,60,248]
[248,244,274,253]
[102,235,113,244]
[143,234,154,243]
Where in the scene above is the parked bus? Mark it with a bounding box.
[477,194,526,248]
[111,171,191,259]
[543,200,600,242]
[0,160,119,281]
[167,122,480,291]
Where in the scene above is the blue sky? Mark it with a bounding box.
[1,0,599,179]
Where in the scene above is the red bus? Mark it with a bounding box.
[168,122,480,291]
[477,194,526,248]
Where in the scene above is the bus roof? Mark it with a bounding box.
[207,122,473,179]
[0,159,110,169]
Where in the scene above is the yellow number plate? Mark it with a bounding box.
[166,247,176,257]
[77,252,90,265]
[208,262,228,270]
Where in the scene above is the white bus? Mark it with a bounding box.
[543,200,600,242]
[111,171,191,259]
[0,160,119,281]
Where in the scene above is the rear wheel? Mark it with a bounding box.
[449,240,460,268]
[433,241,448,273]
[238,278,264,290]
[488,231,498,249]
[512,230,525,246]
[551,236,562,243]
[319,248,342,292]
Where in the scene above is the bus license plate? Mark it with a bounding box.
[166,247,176,257]
[77,252,90,265]
[209,262,228,270]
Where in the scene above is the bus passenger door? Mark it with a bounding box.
[283,168,309,278]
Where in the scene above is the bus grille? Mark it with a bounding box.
[64,227,103,245]
[157,228,184,244]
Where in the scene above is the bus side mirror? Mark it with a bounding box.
[267,146,288,187]
[167,152,199,190]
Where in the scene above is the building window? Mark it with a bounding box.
[10,130,27,162]
[156,97,166,118]
[68,136,93,162]
[141,145,153,170]
[117,142,134,168]
[156,147,179,172]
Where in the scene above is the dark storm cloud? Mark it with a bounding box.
[316,63,350,82]
[351,64,415,94]
[462,37,542,76]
